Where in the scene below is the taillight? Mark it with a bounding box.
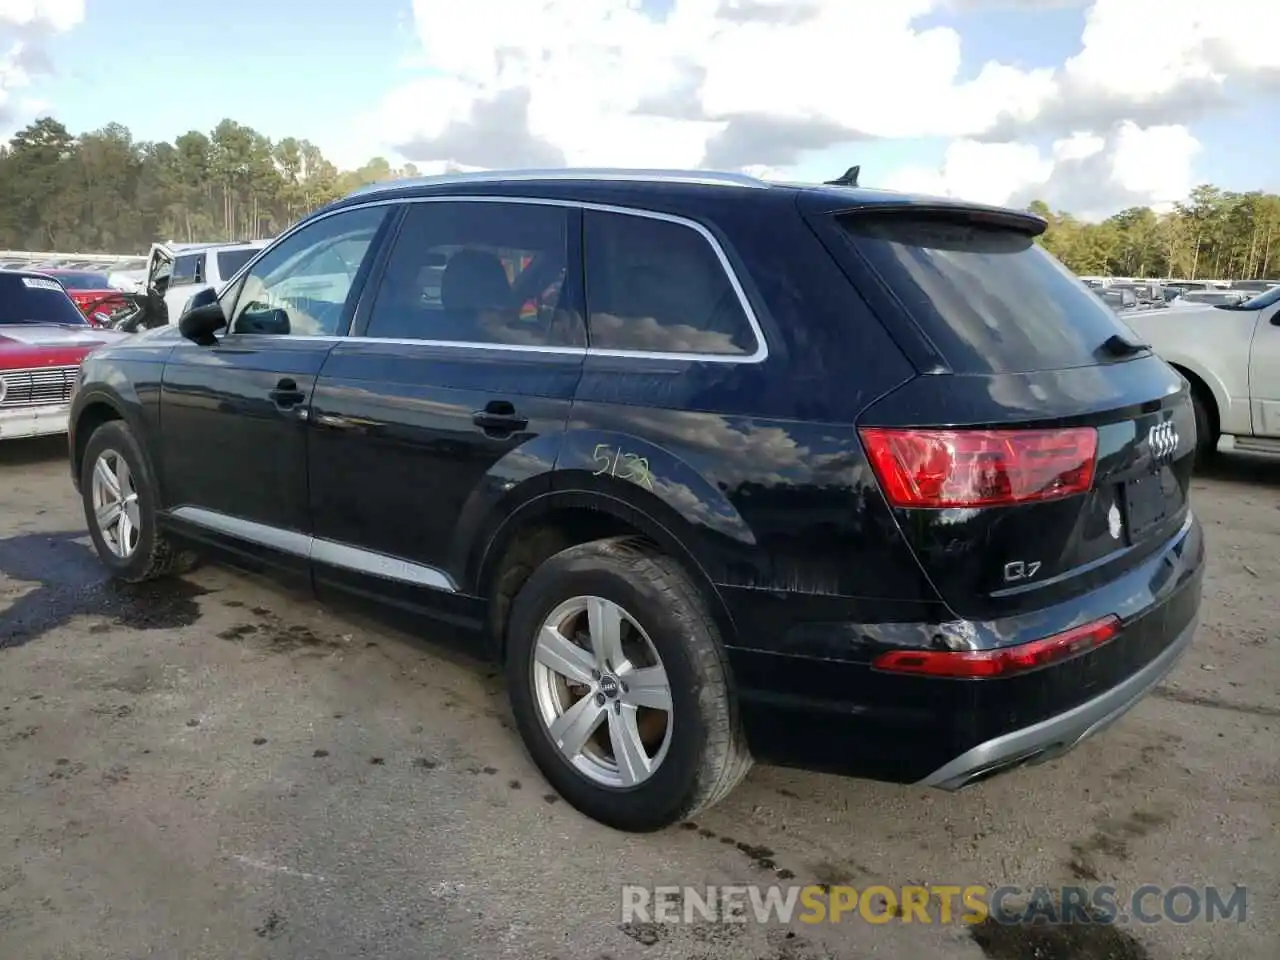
[872,616,1120,678]
[859,426,1098,508]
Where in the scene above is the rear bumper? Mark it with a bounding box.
[919,612,1197,789]
[722,512,1204,783]
[0,403,70,440]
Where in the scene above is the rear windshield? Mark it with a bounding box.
[840,215,1141,374]
[51,271,110,290]
[0,273,88,326]
[217,248,258,279]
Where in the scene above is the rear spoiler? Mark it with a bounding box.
[801,192,1048,238]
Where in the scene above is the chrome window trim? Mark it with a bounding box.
[219,194,770,365]
[170,506,458,592]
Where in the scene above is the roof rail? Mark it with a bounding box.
[346,167,770,197]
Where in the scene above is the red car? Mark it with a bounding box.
[1,271,128,440]
[37,269,130,327]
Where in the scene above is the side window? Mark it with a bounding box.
[170,254,201,287]
[364,201,582,347]
[583,210,757,356]
[229,206,388,337]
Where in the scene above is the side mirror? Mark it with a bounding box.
[178,301,227,345]
[187,286,219,311]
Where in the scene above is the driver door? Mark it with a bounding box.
[157,205,394,576]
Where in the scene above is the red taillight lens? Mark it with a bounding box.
[872,616,1120,678]
[859,426,1098,508]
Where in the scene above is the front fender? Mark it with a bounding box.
[71,342,172,494]
[69,382,148,488]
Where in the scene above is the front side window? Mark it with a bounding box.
[583,210,757,356]
[364,201,580,347]
[229,206,388,337]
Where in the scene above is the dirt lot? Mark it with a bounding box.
[1,435,1276,960]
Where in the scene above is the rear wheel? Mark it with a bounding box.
[505,537,751,831]
[81,420,195,582]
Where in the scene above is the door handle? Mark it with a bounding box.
[269,378,306,408]
[472,401,528,436]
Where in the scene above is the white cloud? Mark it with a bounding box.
[364,0,1273,216]
[0,0,84,126]
[378,0,1057,169]
[883,122,1201,220]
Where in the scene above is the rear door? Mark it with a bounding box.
[813,207,1195,620]
[307,198,585,608]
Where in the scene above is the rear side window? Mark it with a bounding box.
[583,210,757,356]
[0,274,88,326]
[839,215,1140,374]
[217,248,258,280]
[365,201,580,348]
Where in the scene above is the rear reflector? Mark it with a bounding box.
[871,615,1120,678]
[859,426,1098,508]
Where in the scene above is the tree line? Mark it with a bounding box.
[0,116,423,254]
[0,116,1277,280]
[1032,187,1280,280]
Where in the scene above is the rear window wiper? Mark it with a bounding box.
[1098,333,1150,358]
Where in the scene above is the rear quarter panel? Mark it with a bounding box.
[548,191,934,637]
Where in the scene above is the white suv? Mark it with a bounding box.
[145,240,270,323]
[1124,284,1280,461]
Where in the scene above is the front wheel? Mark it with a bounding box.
[81,420,195,582]
[505,537,751,831]
[1191,389,1217,468]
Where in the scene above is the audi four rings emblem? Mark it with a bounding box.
[1148,420,1178,461]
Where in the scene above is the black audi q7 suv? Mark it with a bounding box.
[69,169,1204,832]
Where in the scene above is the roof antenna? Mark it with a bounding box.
[825,165,860,187]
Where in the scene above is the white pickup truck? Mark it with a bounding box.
[1123,285,1280,463]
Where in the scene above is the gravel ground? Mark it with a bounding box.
[1,435,1276,960]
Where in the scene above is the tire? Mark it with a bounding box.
[80,420,195,582]
[505,537,752,831]
[1190,388,1216,468]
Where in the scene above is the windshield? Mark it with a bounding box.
[217,248,258,279]
[839,214,1144,373]
[0,273,89,325]
[49,271,111,290]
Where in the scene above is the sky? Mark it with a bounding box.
[2,0,1278,220]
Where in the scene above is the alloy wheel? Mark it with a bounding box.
[91,449,141,559]
[531,595,674,788]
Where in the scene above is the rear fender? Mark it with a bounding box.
[456,429,757,592]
